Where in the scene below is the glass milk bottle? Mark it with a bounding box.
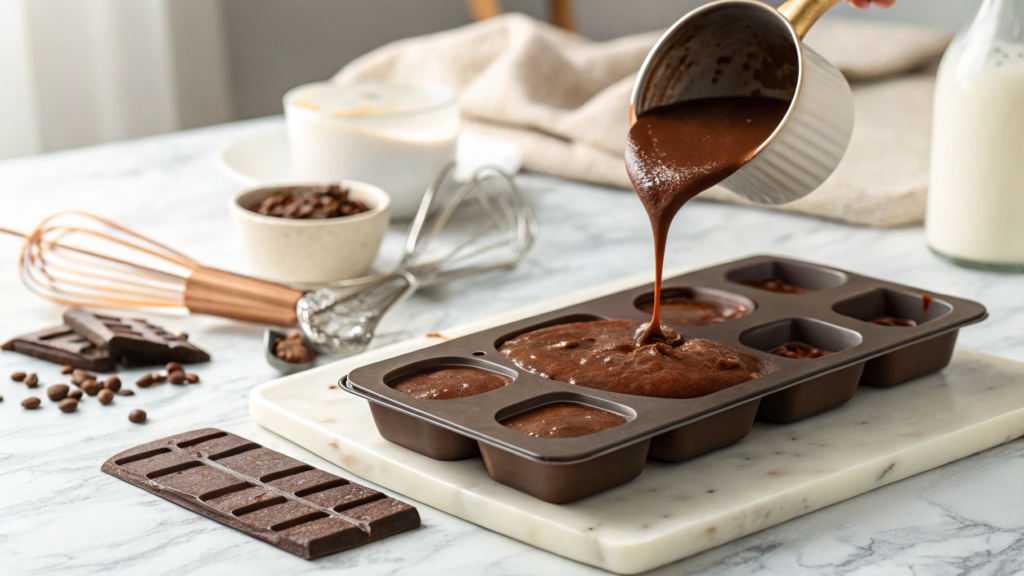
[926,0,1024,271]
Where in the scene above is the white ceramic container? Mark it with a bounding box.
[284,82,458,219]
[230,181,390,284]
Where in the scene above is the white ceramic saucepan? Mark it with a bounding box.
[631,0,855,205]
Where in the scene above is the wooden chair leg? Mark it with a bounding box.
[549,0,574,31]
[466,0,502,20]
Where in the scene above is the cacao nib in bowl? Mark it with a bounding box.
[230,181,390,284]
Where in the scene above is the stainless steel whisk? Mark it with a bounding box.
[298,163,536,355]
[1,163,536,357]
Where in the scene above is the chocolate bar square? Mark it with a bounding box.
[102,429,420,559]
[64,308,210,364]
[1,325,115,371]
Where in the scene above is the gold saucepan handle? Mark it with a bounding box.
[777,0,843,39]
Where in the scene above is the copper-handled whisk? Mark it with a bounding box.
[0,211,305,326]
[1,164,536,356]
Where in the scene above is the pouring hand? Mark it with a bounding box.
[846,0,896,8]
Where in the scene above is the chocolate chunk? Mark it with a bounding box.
[63,309,210,364]
[59,398,78,413]
[2,326,116,371]
[102,429,419,559]
[128,409,147,423]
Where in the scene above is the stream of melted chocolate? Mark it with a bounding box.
[626,97,790,344]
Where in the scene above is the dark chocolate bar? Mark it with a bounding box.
[1,325,115,371]
[102,429,420,559]
[64,308,210,364]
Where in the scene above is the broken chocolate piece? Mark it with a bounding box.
[1,325,116,371]
[63,309,209,364]
[102,429,419,559]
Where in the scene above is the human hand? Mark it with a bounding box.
[846,0,896,8]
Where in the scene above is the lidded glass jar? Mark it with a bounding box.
[926,0,1024,271]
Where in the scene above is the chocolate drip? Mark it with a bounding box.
[626,97,789,344]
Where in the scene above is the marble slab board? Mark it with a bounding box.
[250,274,1024,575]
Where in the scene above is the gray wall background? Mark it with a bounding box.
[222,0,979,121]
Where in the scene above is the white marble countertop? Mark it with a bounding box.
[1,117,1022,575]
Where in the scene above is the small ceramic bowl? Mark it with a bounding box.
[230,181,390,284]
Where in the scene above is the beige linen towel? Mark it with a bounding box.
[334,13,951,227]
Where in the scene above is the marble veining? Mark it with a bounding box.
[1,116,1023,574]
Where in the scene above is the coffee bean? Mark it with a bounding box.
[22,397,41,409]
[61,365,74,375]
[168,371,186,385]
[24,374,38,388]
[129,409,147,423]
[11,372,26,382]
[71,369,92,385]
[152,372,167,383]
[68,388,83,400]
[185,374,199,384]
[0,395,4,402]
[59,398,78,413]
[97,389,114,405]
[166,362,183,373]
[136,373,154,388]
[118,389,134,396]
[104,376,122,392]
[81,379,102,396]
[47,384,69,401]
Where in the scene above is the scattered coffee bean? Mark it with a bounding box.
[47,384,70,402]
[71,369,92,385]
[97,389,114,405]
[61,365,74,375]
[81,379,103,396]
[11,372,26,382]
[0,395,4,402]
[185,373,199,384]
[22,397,41,409]
[166,362,183,373]
[129,409,147,423]
[68,388,83,400]
[104,376,122,392]
[24,373,39,388]
[168,371,186,385]
[136,373,154,388]
[152,372,167,383]
[178,331,188,339]
[118,389,134,396]
[59,398,78,413]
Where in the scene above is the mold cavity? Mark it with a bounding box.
[833,288,952,327]
[501,402,628,439]
[740,318,862,360]
[634,286,755,326]
[727,260,846,293]
[494,314,606,349]
[385,358,516,401]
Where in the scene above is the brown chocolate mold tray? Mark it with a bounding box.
[343,255,987,503]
